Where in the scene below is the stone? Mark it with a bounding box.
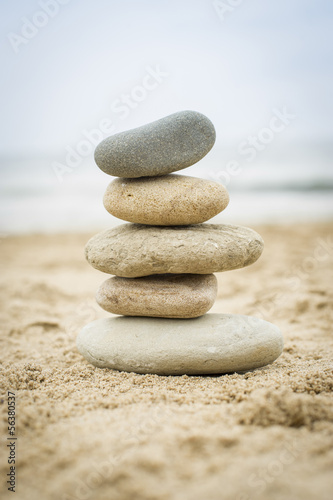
[76,314,284,375]
[103,174,229,225]
[94,110,216,177]
[96,274,217,318]
[85,223,264,278]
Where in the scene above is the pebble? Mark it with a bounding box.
[76,314,284,375]
[103,175,229,225]
[96,274,217,318]
[85,223,264,278]
[94,110,216,178]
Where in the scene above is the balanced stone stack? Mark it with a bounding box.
[77,111,283,375]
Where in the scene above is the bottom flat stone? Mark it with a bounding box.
[76,314,283,375]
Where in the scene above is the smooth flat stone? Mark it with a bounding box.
[96,274,217,318]
[85,223,264,278]
[76,314,283,375]
[103,175,229,225]
[94,111,216,178]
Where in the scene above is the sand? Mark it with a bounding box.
[0,222,332,500]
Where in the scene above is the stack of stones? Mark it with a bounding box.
[77,111,283,375]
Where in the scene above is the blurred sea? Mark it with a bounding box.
[0,154,333,234]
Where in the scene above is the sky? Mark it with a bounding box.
[0,0,333,233]
[0,0,332,156]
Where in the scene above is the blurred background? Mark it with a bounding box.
[0,0,332,234]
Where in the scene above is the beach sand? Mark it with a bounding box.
[0,222,332,500]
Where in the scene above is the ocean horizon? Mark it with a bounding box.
[1,153,333,234]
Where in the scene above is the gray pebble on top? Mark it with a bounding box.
[94,110,216,177]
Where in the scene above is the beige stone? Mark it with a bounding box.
[76,314,284,375]
[103,175,229,225]
[96,274,217,318]
[85,223,264,278]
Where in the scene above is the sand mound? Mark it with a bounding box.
[0,224,332,500]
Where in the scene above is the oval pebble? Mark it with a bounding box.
[94,110,216,178]
[96,274,217,318]
[76,314,284,375]
[85,223,264,278]
[103,175,229,225]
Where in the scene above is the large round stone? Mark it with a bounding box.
[85,223,264,278]
[96,274,217,318]
[94,110,216,177]
[103,175,229,225]
[76,314,283,375]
